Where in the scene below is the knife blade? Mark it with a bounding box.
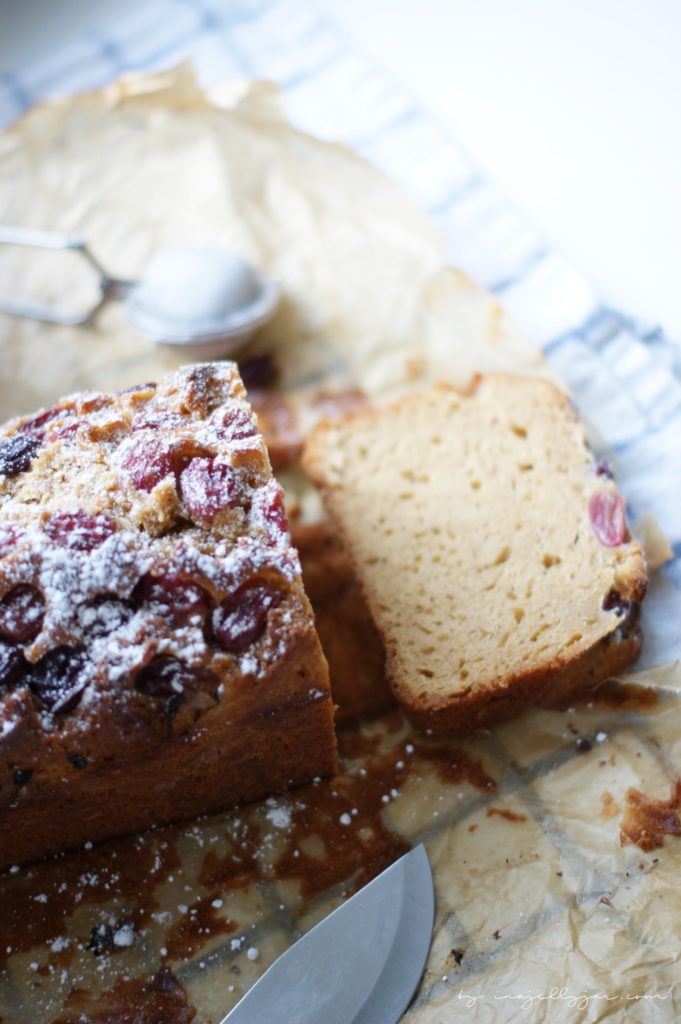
[221,844,434,1024]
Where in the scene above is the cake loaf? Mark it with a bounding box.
[0,363,336,869]
[294,520,393,725]
[304,374,647,735]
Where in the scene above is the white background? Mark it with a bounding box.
[1,0,680,339]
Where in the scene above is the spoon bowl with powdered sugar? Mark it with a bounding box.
[0,225,279,358]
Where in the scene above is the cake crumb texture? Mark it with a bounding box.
[304,374,647,734]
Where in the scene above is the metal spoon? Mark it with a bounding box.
[0,225,279,359]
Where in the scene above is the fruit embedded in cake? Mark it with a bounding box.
[212,581,284,654]
[0,363,336,869]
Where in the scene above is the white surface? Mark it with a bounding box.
[1,0,680,339]
[318,0,681,342]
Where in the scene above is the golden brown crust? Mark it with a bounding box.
[292,520,356,602]
[250,391,305,469]
[613,544,648,604]
[0,622,336,870]
[304,372,582,479]
[313,584,392,725]
[392,615,642,736]
[294,520,393,725]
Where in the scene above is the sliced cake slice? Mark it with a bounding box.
[294,520,393,725]
[304,374,647,735]
[0,362,336,868]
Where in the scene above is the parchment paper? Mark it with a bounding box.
[0,67,680,1024]
[0,64,546,414]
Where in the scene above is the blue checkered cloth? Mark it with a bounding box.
[1,0,679,669]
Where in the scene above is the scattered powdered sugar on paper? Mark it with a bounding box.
[264,799,292,830]
[112,923,136,948]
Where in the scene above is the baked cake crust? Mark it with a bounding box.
[0,363,336,869]
[294,520,393,725]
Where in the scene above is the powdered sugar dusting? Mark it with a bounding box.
[0,363,316,746]
[265,798,292,830]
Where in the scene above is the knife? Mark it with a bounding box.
[221,844,434,1024]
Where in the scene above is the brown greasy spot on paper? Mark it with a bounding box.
[54,968,195,1024]
[272,738,495,898]
[486,807,527,823]
[198,819,263,893]
[0,833,181,969]
[0,716,496,1005]
[620,779,681,851]
[600,791,620,821]
[200,724,496,902]
[589,679,658,711]
[282,792,410,898]
[413,741,496,791]
[200,744,412,900]
[162,895,237,962]
[336,727,383,760]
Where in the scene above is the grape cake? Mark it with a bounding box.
[304,374,648,734]
[0,363,336,869]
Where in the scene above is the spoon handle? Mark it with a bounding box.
[0,224,134,326]
[0,225,85,251]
